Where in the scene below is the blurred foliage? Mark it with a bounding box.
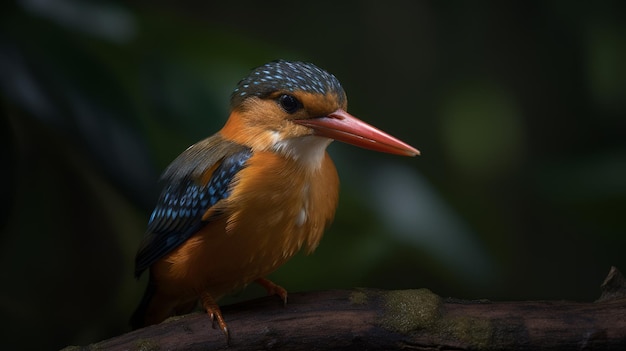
[1,0,625,349]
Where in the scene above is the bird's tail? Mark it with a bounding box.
[131,278,199,329]
[130,280,156,330]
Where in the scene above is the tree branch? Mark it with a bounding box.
[68,267,626,350]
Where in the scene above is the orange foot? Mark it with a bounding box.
[255,277,288,305]
[200,292,229,341]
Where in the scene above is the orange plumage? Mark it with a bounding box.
[131,60,418,337]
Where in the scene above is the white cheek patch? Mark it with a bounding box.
[270,131,281,144]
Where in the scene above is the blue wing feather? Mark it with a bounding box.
[134,144,252,278]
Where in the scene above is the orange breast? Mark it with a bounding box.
[152,151,339,301]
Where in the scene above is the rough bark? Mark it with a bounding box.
[65,266,626,350]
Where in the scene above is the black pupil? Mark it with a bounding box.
[278,94,301,113]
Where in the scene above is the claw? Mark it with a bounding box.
[200,292,230,342]
[255,278,288,305]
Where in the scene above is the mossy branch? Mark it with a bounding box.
[68,267,626,350]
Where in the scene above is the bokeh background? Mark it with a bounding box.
[2,0,625,349]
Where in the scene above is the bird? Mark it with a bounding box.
[130,60,419,338]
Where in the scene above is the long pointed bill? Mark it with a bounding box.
[293,109,420,156]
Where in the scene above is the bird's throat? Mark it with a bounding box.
[272,135,332,171]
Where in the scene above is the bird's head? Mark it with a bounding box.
[220,60,419,166]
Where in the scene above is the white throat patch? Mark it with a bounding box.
[272,135,332,170]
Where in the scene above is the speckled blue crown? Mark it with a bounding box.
[231,60,346,107]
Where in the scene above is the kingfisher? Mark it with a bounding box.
[130,60,419,337]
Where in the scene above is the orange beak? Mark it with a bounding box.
[293,109,420,156]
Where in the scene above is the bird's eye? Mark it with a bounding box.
[277,94,302,114]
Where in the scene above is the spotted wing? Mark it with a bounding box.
[134,136,251,278]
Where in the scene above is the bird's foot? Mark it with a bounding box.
[200,292,229,341]
[255,277,288,305]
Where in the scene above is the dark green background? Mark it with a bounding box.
[1,1,625,349]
